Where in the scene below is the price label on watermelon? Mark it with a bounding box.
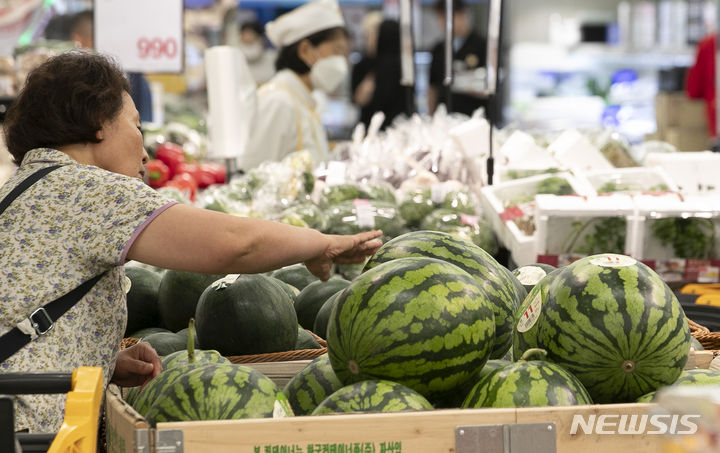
[517,292,542,333]
[354,199,376,228]
[460,214,479,227]
[590,255,636,268]
[273,393,293,418]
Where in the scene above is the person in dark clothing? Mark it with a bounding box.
[428,0,488,117]
[351,11,383,128]
[43,14,73,41]
[361,20,411,130]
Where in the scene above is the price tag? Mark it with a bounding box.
[354,199,375,229]
[95,0,184,73]
[698,266,720,283]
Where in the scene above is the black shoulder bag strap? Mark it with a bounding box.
[0,165,107,364]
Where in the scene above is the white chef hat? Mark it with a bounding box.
[265,0,345,48]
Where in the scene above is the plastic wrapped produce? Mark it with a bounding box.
[325,200,407,242]
[419,210,498,255]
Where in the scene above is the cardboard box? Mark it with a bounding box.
[664,127,711,152]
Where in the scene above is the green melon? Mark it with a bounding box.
[140,332,186,356]
[325,201,407,242]
[419,211,499,256]
[312,290,345,340]
[195,274,298,355]
[327,257,495,399]
[364,230,523,359]
[124,266,163,336]
[432,359,512,409]
[175,328,200,349]
[295,278,350,331]
[144,363,293,426]
[322,184,370,206]
[312,380,434,415]
[513,254,691,404]
[296,328,322,350]
[440,190,478,215]
[283,354,344,415]
[128,327,171,339]
[399,189,433,227]
[636,369,720,403]
[271,264,319,291]
[157,271,223,332]
[462,349,593,408]
[269,277,301,302]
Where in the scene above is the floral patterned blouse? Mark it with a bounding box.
[0,148,176,432]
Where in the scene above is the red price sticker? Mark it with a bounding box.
[137,37,178,60]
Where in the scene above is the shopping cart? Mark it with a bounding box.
[0,367,103,453]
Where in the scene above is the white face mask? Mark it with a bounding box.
[239,42,264,62]
[309,55,348,94]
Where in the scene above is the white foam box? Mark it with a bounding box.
[480,172,593,267]
[643,151,720,194]
[535,194,636,259]
[547,129,614,173]
[577,166,679,194]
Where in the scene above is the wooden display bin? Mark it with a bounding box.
[105,351,716,453]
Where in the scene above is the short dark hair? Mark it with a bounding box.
[240,21,263,36]
[44,14,73,40]
[433,0,467,14]
[4,51,131,165]
[275,27,347,74]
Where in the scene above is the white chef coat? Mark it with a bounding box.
[242,69,330,170]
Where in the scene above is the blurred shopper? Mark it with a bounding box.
[686,33,717,140]
[428,0,488,117]
[243,0,349,170]
[70,10,154,123]
[351,11,383,128]
[238,21,277,85]
[43,14,72,41]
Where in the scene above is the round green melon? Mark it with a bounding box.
[295,278,350,331]
[399,189,433,227]
[325,201,407,242]
[512,263,557,293]
[124,266,163,336]
[132,361,207,416]
[128,327,171,339]
[513,254,691,404]
[327,257,495,400]
[636,369,720,403]
[432,359,512,408]
[175,328,200,349]
[322,184,370,206]
[419,211,499,256]
[283,354,344,415]
[296,328,322,350]
[140,332,186,356]
[157,271,223,332]
[312,380,433,415]
[312,290,345,340]
[269,277,301,303]
[462,349,593,408]
[195,274,298,356]
[271,264,319,291]
[364,230,523,359]
[145,363,293,426]
[441,190,478,215]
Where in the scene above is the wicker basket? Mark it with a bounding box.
[120,331,328,363]
[689,318,720,351]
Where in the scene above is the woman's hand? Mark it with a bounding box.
[111,342,163,388]
[305,230,383,280]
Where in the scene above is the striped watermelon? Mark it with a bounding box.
[636,369,720,402]
[462,349,593,408]
[311,380,433,415]
[144,363,293,426]
[283,354,344,415]
[513,254,691,404]
[432,359,511,409]
[327,257,495,399]
[364,231,524,359]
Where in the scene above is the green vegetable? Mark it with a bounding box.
[537,176,574,196]
[651,217,716,259]
[563,217,627,255]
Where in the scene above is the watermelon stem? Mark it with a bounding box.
[622,360,635,373]
[188,318,195,363]
[519,348,548,362]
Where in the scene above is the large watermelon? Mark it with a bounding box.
[636,369,720,402]
[312,290,345,340]
[124,266,162,336]
[295,328,322,350]
[513,254,691,404]
[295,278,350,331]
[283,354,344,415]
[327,257,495,399]
[271,264,319,291]
[195,274,298,356]
[140,332,186,356]
[364,231,523,359]
[432,359,511,409]
[144,363,293,426]
[462,349,593,408]
[312,380,434,415]
[157,271,223,332]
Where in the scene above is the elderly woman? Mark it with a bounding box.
[0,51,382,433]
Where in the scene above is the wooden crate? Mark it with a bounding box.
[105,351,717,453]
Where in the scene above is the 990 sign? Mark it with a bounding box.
[137,37,178,59]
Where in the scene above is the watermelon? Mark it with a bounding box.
[364,231,524,359]
[124,266,162,336]
[128,327,171,339]
[271,264,319,291]
[295,278,350,331]
[513,254,691,404]
[140,332,186,356]
[270,277,301,302]
[279,204,328,231]
[283,354,344,415]
[322,184,370,206]
[195,274,298,355]
[296,328,322,350]
[399,189,434,227]
[512,263,557,293]
[312,380,433,415]
[157,271,223,332]
[636,369,720,403]
[325,201,407,242]
[312,290,345,340]
[462,349,593,408]
[327,257,495,399]
[362,182,398,204]
[440,190,478,215]
[432,359,511,409]
[144,363,293,426]
[175,328,200,349]
[419,211,499,256]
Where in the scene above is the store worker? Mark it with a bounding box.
[428,0,488,117]
[238,20,277,85]
[0,51,382,433]
[243,0,349,171]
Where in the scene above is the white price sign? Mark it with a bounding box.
[94,0,184,73]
